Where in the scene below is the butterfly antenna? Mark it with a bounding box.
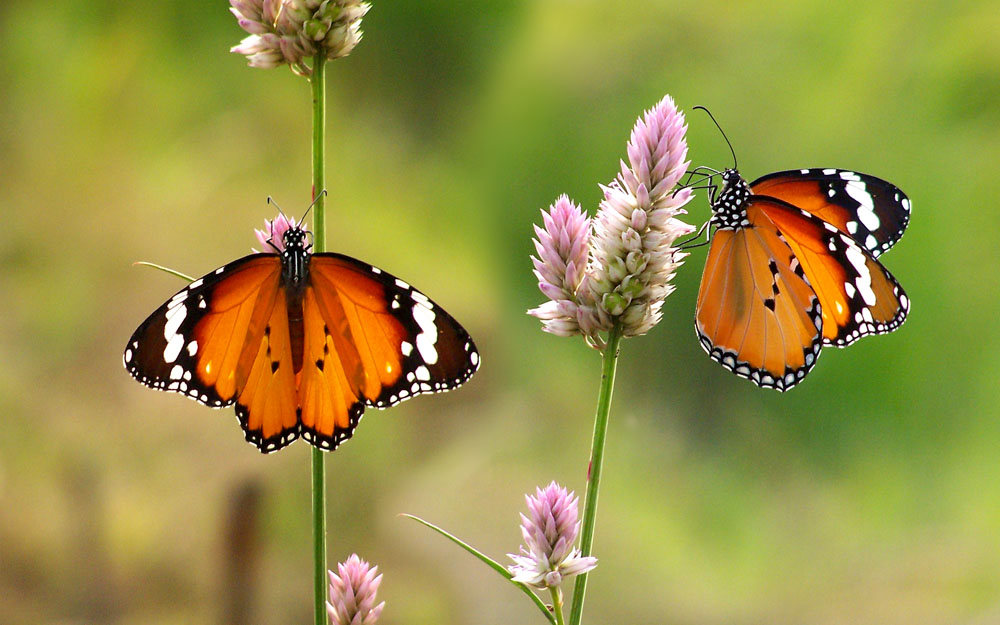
[693,105,737,170]
[299,189,327,228]
[266,196,290,221]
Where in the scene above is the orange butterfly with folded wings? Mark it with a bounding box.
[688,111,910,390]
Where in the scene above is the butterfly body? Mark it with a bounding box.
[125,221,479,452]
[695,167,909,391]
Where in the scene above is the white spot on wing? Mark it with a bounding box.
[163,304,187,341]
[844,245,877,306]
[164,334,184,363]
[412,304,439,365]
[845,181,880,232]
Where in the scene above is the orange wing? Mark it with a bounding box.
[695,222,823,391]
[748,198,909,347]
[296,254,479,450]
[125,255,303,450]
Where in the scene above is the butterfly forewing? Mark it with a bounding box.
[696,224,823,391]
[309,255,480,407]
[124,255,282,408]
[750,198,909,347]
[749,169,910,257]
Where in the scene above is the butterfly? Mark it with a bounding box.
[124,215,480,452]
[691,163,910,391]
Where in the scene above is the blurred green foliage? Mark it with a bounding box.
[2,0,1000,623]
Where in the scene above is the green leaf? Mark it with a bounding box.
[401,514,555,624]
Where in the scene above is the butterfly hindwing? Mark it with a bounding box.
[749,197,909,347]
[696,222,823,391]
[233,284,302,452]
[749,169,910,257]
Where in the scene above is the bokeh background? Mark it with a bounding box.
[3,1,1000,623]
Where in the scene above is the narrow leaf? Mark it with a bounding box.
[401,514,555,624]
[133,261,195,283]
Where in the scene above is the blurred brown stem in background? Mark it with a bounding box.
[220,479,262,625]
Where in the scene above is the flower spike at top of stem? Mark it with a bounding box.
[230,0,371,75]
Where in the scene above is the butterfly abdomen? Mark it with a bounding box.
[280,234,311,374]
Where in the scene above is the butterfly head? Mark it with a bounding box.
[710,169,751,229]
[281,223,311,253]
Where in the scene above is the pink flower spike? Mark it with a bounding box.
[327,554,385,625]
[507,482,598,590]
[585,94,695,338]
[528,195,593,336]
[254,213,297,252]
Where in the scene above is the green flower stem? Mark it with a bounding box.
[550,586,566,625]
[310,52,328,625]
[568,323,623,625]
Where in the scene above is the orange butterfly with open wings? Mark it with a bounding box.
[125,216,479,452]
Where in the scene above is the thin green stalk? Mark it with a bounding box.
[568,323,623,625]
[550,586,566,625]
[310,52,328,625]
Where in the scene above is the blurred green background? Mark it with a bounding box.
[3,1,999,623]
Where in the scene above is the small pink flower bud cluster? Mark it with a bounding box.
[327,554,385,625]
[253,213,297,252]
[508,482,597,590]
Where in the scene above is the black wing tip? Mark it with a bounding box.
[369,335,481,410]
